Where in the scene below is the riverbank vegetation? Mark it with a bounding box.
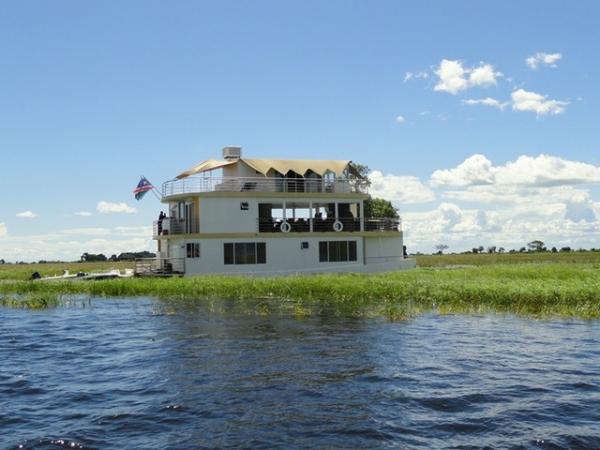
[1,261,599,319]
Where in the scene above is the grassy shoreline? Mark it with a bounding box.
[2,262,599,319]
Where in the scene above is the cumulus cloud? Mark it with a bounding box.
[395,115,406,124]
[463,97,507,110]
[434,59,501,95]
[431,154,600,188]
[16,211,37,219]
[74,211,93,217]
[0,223,6,238]
[369,170,435,204]
[430,154,495,187]
[511,89,567,115]
[97,201,137,214]
[526,52,562,69]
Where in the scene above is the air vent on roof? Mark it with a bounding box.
[222,146,242,160]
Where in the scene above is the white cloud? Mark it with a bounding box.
[395,115,406,124]
[74,211,93,217]
[431,154,495,187]
[511,89,567,115]
[431,154,600,188]
[434,59,501,95]
[468,64,501,87]
[463,97,507,110]
[0,223,6,238]
[16,211,37,219]
[526,52,562,69]
[369,170,435,204]
[97,201,137,214]
[434,59,468,94]
[403,72,413,82]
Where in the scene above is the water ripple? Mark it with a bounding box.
[2,300,600,449]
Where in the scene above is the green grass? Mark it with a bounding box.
[1,262,599,319]
[416,251,600,267]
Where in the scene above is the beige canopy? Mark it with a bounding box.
[176,159,237,179]
[243,159,351,177]
[177,158,360,179]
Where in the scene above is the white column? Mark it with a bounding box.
[309,202,313,232]
[359,201,365,232]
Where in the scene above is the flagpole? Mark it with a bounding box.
[141,175,163,202]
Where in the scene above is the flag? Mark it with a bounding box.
[134,177,154,200]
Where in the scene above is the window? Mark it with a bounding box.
[319,241,357,263]
[301,241,309,249]
[224,243,266,265]
[240,202,249,210]
[186,243,200,258]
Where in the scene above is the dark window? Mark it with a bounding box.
[186,243,200,258]
[240,202,249,210]
[319,241,357,263]
[301,241,309,249]
[319,242,328,262]
[349,241,357,261]
[224,243,266,265]
[224,243,234,265]
[257,243,266,264]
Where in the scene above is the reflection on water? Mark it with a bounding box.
[2,298,600,449]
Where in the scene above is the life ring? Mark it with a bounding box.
[333,220,344,232]
[280,221,291,233]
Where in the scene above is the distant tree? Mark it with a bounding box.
[109,254,118,262]
[551,247,558,253]
[560,246,572,253]
[435,244,449,254]
[363,197,399,219]
[472,247,479,254]
[80,253,107,262]
[0,259,4,264]
[527,240,545,252]
[498,247,505,253]
[349,163,372,187]
[487,246,497,254]
[519,247,526,253]
[478,245,484,253]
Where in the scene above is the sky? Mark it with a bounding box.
[1,0,599,260]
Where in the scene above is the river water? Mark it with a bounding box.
[1,297,600,449]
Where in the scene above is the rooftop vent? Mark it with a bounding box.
[222,146,242,160]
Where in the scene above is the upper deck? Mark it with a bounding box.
[164,147,368,199]
[162,175,369,198]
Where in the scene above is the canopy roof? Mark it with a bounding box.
[176,158,360,179]
[176,159,237,179]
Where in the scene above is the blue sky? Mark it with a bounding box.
[1,1,599,260]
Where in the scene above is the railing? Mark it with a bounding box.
[153,216,401,237]
[162,176,369,197]
[154,218,199,236]
[134,257,185,276]
[257,217,401,233]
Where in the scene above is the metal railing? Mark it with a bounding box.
[152,216,401,237]
[162,176,369,197]
[134,257,185,276]
[154,218,199,236]
[257,217,401,233]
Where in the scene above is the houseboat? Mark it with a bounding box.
[144,147,416,276]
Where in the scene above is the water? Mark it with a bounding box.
[2,298,600,449]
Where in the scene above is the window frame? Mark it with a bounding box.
[224,242,266,265]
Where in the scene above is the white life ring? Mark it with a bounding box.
[280,221,291,233]
[333,220,344,232]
